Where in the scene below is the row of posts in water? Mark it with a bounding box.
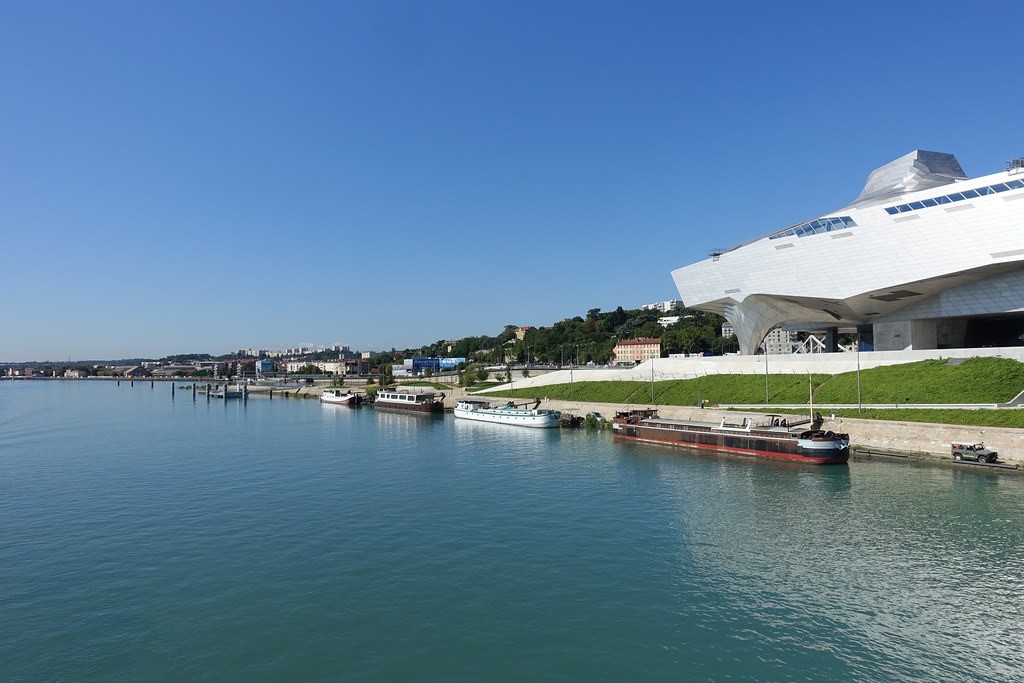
[116,379,297,401]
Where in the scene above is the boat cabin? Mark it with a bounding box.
[457,399,491,410]
[378,390,439,404]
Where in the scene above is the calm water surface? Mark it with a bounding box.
[2,381,1023,681]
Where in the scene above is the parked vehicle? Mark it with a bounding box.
[951,442,998,463]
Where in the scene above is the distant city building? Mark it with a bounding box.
[514,327,534,341]
[760,328,799,355]
[641,300,682,313]
[151,365,197,377]
[410,357,467,375]
[344,358,371,375]
[659,316,681,326]
[318,360,345,375]
[612,338,662,364]
[721,322,735,339]
[112,365,148,377]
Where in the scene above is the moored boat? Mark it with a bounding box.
[319,389,363,406]
[454,398,560,428]
[612,410,849,464]
[372,388,445,414]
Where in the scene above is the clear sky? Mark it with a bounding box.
[3,1,1023,362]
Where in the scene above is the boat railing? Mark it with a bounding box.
[717,417,752,431]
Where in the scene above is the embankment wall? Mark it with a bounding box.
[289,384,1024,466]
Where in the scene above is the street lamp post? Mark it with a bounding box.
[651,354,655,403]
[856,332,862,412]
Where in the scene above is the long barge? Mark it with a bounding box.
[612,410,849,465]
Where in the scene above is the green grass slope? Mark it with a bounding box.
[487,357,1024,427]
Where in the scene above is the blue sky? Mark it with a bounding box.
[3,1,1022,362]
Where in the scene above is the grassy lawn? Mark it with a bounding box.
[397,381,452,390]
[483,357,1024,427]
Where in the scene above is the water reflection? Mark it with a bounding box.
[452,417,561,452]
[660,456,1024,680]
[369,407,445,445]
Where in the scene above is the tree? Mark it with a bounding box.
[380,363,394,387]
[477,366,490,382]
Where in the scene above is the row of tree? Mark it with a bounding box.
[377,305,738,371]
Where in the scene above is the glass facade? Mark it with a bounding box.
[768,216,857,241]
[885,178,1024,215]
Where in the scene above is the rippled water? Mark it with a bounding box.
[2,380,1022,681]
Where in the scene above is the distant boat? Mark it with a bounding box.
[320,389,363,406]
[454,398,560,428]
[372,389,445,414]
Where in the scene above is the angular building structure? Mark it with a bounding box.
[671,150,1024,354]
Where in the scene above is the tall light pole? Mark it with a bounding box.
[856,331,862,412]
[761,335,770,405]
[651,354,655,403]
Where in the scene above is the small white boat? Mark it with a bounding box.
[454,398,560,428]
[320,389,363,405]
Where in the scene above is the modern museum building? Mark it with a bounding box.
[671,150,1024,355]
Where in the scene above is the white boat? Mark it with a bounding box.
[454,398,560,428]
[319,389,362,405]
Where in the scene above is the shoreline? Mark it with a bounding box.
[11,377,1023,467]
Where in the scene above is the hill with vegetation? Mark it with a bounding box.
[394,306,735,367]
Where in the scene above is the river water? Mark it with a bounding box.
[2,380,1022,681]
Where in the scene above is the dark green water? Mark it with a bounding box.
[2,381,1022,681]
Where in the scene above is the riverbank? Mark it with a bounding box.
[278,382,1023,467]
[66,378,1023,467]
